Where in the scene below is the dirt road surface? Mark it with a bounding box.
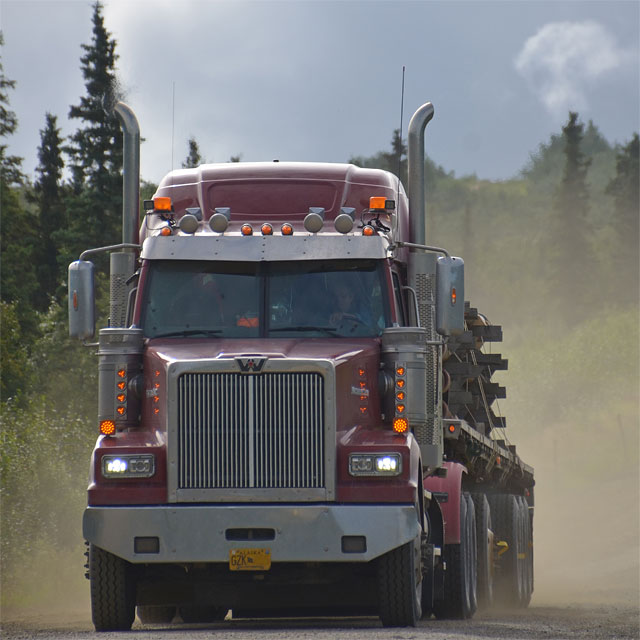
[2,605,639,640]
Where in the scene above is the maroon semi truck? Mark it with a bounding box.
[69,101,534,631]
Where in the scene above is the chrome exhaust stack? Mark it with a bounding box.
[407,102,434,246]
[108,102,141,328]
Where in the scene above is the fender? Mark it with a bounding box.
[423,461,466,545]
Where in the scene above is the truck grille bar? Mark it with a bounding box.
[177,372,325,490]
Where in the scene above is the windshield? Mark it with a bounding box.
[141,259,389,339]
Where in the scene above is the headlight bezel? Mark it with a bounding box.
[348,452,403,477]
[101,454,156,479]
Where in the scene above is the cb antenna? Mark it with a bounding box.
[394,66,406,238]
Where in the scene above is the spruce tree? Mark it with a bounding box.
[64,1,122,254]
[183,137,203,168]
[33,113,66,308]
[606,133,639,301]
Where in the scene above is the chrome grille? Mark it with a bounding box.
[177,372,325,489]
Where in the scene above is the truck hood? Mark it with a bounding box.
[145,337,380,366]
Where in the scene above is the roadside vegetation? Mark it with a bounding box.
[1,2,637,613]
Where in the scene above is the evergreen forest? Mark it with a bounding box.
[1,3,638,612]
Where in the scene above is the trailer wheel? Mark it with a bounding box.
[179,605,228,623]
[378,537,422,627]
[137,605,176,624]
[517,496,534,607]
[433,491,477,619]
[89,544,136,631]
[488,494,524,607]
[472,493,494,608]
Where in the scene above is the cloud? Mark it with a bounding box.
[515,21,630,117]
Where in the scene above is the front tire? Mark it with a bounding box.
[378,538,423,627]
[89,544,136,631]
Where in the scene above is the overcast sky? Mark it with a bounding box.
[2,0,639,185]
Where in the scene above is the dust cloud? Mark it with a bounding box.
[525,421,639,607]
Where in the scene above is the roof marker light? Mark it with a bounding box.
[241,224,253,236]
[261,223,273,236]
[281,223,294,236]
[362,225,375,236]
[160,227,172,236]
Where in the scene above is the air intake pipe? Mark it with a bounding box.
[407,102,434,246]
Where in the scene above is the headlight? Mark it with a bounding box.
[348,453,402,476]
[101,454,155,478]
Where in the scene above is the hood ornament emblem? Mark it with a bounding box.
[236,357,267,373]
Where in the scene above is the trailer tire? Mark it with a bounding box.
[433,492,477,619]
[378,538,422,627]
[472,493,494,608]
[488,493,524,607]
[137,605,176,624]
[517,496,533,607]
[179,605,227,623]
[89,544,135,631]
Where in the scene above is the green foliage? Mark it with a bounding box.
[33,113,67,309]
[0,301,34,403]
[63,1,123,253]
[182,136,203,168]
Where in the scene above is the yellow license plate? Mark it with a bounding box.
[229,548,271,571]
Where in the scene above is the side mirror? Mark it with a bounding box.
[436,256,464,336]
[68,260,96,339]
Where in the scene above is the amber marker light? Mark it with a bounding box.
[396,391,405,401]
[396,367,405,376]
[117,369,126,378]
[281,223,293,236]
[396,404,406,413]
[369,196,386,210]
[261,223,273,236]
[160,227,172,236]
[100,420,116,436]
[393,417,409,434]
[451,287,457,305]
[241,224,253,236]
[362,225,375,236]
[153,196,172,212]
[396,379,405,389]
[448,423,456,433]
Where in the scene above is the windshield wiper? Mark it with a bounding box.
[270,326,340,336]
[152,329,223,338]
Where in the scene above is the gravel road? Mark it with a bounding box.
[2,605,639,640]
